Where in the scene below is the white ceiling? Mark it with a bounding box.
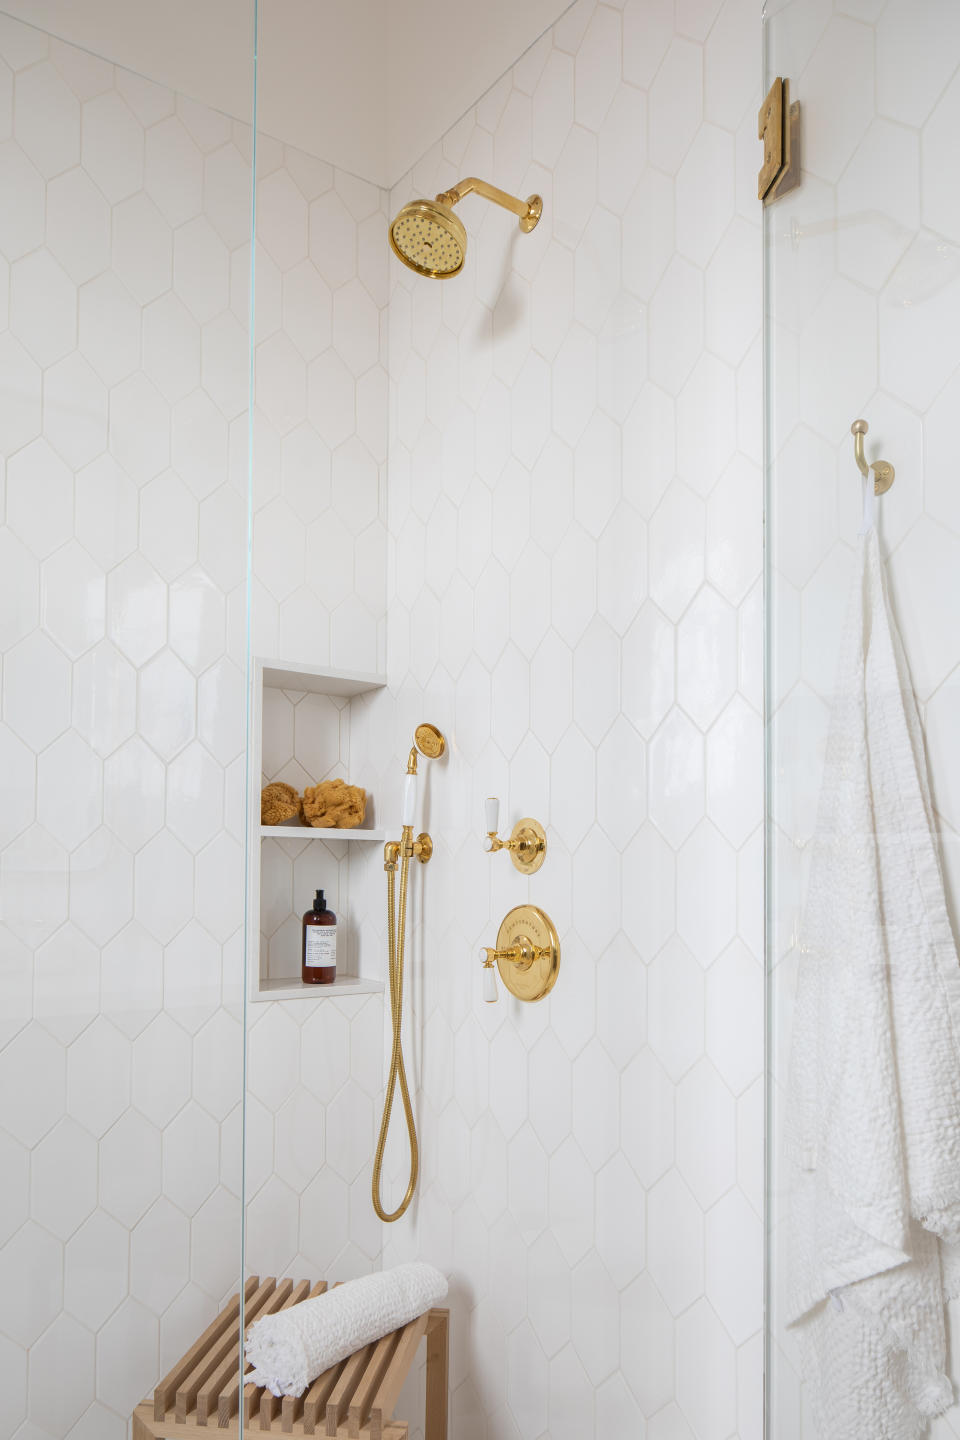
[2,0,571,187]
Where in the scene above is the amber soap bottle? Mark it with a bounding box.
[302,889,337,984]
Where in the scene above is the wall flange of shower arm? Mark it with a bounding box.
[389,176,543,278]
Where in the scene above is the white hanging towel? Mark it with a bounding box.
[786,523,960,1439]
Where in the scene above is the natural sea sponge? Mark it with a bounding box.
[261,782,301,826]
[301,779,367,829]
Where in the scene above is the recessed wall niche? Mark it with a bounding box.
[249,657,387,1001]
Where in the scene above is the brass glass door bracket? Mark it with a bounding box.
[758,77,801,205]
[483,796,546,875]
[435,177,543,233]
[851,419,895,495]
[479,904,560,1003]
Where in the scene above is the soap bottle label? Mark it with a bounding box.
[305,927,336,968]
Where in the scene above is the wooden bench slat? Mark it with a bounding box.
[242,1381,261,1425]
[325,1344,375,1438]
[347,1330,400,1439]
[195,1278,285,1424]
[254,1279,313,1433]
[195,1277,286,1424]
[368,1313,429,1440]
[178,1280,294,1425]
[425,1309,449,1440]
[240,1278,310,1427]
[259,1389,282,1431]
[217,1278,294,1427]
[253,1278,313,1434]
[280,1389,304,1434]
[279,1283,327,1434]
[302,1358,347,1436]
[154,1279,260,1421]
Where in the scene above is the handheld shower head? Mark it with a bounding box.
[414,723,446,760]
[402,723,446,825]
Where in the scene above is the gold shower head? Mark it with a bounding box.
[388,177,542,279]
[389,199,467,278]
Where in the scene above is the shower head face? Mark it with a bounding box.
[414,723,446,760]
[389,200,466,278]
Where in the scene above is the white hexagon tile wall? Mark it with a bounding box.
[0,1,768,1439]
[0,11,390,1440]
[362,0,765,1437]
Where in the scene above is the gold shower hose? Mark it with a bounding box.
[372,839,418,1222]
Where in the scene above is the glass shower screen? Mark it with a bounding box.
[0,6,257,1433]
[764,1,960,1436]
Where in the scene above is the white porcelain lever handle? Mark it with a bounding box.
[481,958,499,1003]
[484,796,500,833]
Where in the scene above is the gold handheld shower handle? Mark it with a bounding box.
[372,723,446,1223]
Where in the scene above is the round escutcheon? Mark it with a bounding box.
[509,818,547,875]
[495,904,560,1002]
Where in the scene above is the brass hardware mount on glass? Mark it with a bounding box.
[479,904,560,1004]
[758,76,801,206]
[851,419,895,496]
[483,796,547,875]
[389,177,543,279]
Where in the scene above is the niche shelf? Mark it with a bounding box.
[259,824,386,840]
[248,656,387,1003]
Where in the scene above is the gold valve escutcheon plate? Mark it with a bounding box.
[509,818,547,875]
[496,904,560,1003]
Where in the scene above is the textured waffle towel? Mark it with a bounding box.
[244,1263,448,1398]
[786,527,960,1438]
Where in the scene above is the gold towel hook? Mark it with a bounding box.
[851,419,895,495]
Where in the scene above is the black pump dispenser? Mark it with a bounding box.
[302,889,337,984]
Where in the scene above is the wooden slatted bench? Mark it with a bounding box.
[132,1276,449,1440]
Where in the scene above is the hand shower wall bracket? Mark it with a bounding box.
[383,833,433,867]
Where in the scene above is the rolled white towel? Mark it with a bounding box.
[244,1263,448,1397]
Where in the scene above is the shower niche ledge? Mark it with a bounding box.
[248,656,387,1003]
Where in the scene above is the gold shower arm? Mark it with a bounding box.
[435,177,543,233]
